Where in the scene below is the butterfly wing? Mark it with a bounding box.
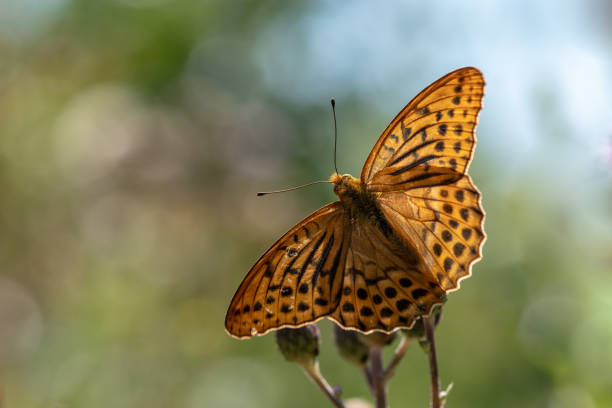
[225,202,350,338]
[363,67,486,294]
[376,176,485,292]
[330,217,445,332]
[361,67,484,190]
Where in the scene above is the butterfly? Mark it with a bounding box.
[226,67,486,338]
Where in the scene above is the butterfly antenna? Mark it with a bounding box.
[257,180,332,196]
[331,98,339,175]
[257,99,339,197]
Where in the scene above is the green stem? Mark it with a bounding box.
[423,317,442,408]
[369,347,388,408]
[362,365,374,393]
[301,361,345,408]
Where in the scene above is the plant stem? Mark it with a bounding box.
[362,365,374,393]
[368,347,388,408]
[423,316,442,408]
[301,361,346,408]
[383,335,412,382]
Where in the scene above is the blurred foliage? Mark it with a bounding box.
[1,1,611,407]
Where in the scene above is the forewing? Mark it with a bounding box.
[225,202,350,338]
[377,175,486,292]
[362,67,484,191]
[330,218,446,333]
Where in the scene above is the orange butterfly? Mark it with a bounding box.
[226,67,486,338]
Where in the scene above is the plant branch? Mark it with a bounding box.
[423,316,442,408]
[383,335,412,382]
[368,347,388,408]
[301,361,346,408]
[362,365,374,393]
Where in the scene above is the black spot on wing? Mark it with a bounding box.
[455,190,465,202]
[443,257,453,272]
[384,287,397,298]
[453,242,465,257]
[381,307,393,318]
[412,288,427,300]
[420,128,427,142]
[342,302,355,312]
[357,288,367,299]
[402,126,412,141]
[360,306,374,317]
[396,299,410,311]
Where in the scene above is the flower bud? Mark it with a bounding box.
[275,324,320,367]
[358,330,397,348]
[333,324,370,366]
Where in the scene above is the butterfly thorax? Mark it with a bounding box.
[330,173,389,230]
[330,173,361,198]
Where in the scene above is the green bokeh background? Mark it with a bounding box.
[1,1,611,407]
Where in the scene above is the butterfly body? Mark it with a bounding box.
[332,174,383,226]
[226,67,486,339]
